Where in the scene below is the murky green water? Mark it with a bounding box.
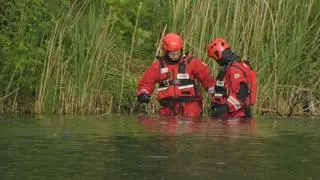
[0,115,319,180]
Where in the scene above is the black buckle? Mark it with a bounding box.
[216,80,225,86]
[163,80,170,87]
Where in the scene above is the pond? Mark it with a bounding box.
[0,115,319,179]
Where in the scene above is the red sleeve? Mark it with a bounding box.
[189,58,215,94]
[226,67,247,112]
[137,61,161,96]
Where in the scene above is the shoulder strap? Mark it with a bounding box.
[178,54,194,74]
[216,63,230,81]
[156,56,165,69]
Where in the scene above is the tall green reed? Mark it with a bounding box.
[36,0,117,114]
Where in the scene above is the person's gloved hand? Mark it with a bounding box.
[211,103,229,118]
[137,93,150,104]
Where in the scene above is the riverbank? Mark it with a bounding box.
[1,0,319,115]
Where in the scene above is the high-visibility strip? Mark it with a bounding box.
[214,93,223,97]
[178,84,194,89]
[157,87,168,91]
[227,96,241,110]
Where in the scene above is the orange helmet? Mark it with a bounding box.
[162,33,183,53]
[207,38,230,60]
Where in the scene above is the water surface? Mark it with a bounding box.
[0,115,319,179]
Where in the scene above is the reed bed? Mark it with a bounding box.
[36,0,119,114]
[30,0,320,116]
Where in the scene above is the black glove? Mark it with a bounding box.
[211,103,229,118]
[137,93,150,104]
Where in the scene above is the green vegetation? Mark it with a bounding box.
[0,0,319,116]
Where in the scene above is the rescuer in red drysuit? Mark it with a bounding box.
[207,38,257,119]
[137,33,215,117]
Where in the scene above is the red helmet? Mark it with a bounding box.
[207,38,230,60]
[162,33,183,53]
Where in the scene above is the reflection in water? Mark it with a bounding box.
[0,116,319,179]
[137,115,256,138]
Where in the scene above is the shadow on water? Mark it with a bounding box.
[0,115,319,179]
